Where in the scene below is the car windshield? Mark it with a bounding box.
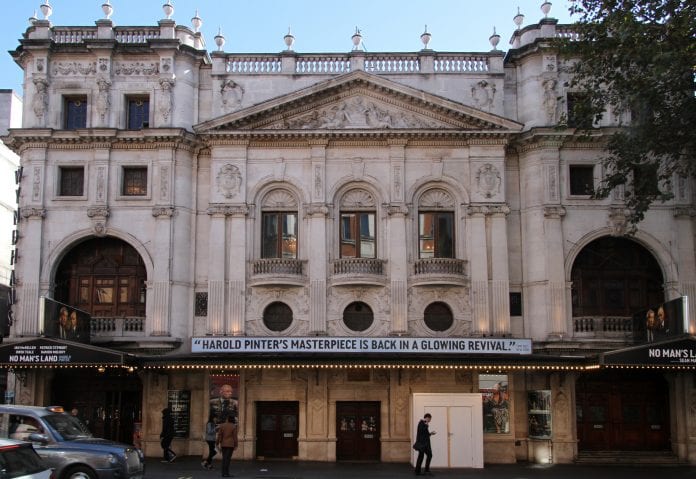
[42,413,92,440]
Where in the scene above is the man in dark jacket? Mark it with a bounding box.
[413,413,435,475]
[160,408,177,463]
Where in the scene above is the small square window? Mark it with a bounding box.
[569,165,595,196]
[59,166,84,196]
[127,96,150,129]
[122,167,148,196]
[64,96,87,130]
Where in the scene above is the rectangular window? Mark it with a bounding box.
[340,212,375,258]
[509,292,522,316]
[419,212,454,258]
[64,96,87,130]
[262,212,298,259]
[569,165,595,196]
[122,167,148,196]
[127,96,150,129]
[59,166,84,196]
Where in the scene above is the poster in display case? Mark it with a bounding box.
[528,390,552,439]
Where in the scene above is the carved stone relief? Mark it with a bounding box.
[326,287,389,336]
[32,78,48,121]
[32,166,42,201]
[158,78,175,123]
[52,62,96,76]
[96,166,106,202]
[471,80,496,111]
[160,166,169,201]
[245,287,310,336]
[96,77,111,121]
[221,79,244,112]
[419,188,454,208]
[476,163,501,199]
[407,286,470,336]
[87,206,110,237]
[114,62,160,76]
[216,164,242,199]
[273,95,451,130]
[542,78,558,124]
[262,189,297,209]
[340,188,375,208]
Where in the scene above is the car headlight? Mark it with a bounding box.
[107,453,118,465]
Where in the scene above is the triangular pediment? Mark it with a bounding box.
[195,71,521,134]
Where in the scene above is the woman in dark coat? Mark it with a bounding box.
[413,413,435,475]
[159,408,176,463]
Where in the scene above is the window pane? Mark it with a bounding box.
[281,213,298,259]
[95,279,114,304]
[65,97,87,129]
[262,214,279,258]
[359,213,375,258]
[59,167,84,196]
[127,98,149,129]
[437,213,454,258]
[569,165,594,195]
[123,167,147,196]
[340,213,357,258]
[419,213,435,258]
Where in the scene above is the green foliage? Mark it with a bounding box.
[560,0,696,224]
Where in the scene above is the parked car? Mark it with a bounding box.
[0,406,143,479]
[0,438,53,479]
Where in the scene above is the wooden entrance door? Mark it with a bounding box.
[576,371,670,451]
[255,402,298,458]
[336,401,380,461]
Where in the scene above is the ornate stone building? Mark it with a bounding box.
[2,5,696,468]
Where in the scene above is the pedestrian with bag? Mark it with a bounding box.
[216,414,238,477]
[413,413,435,475]
[202,412,218,470]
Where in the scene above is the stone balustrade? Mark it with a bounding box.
[573,316,634,338]
[413,257,467,276]
[252,258,304,276]
[333,258,385,275]
[91,316,145,338]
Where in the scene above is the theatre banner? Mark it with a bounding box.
[632,296,689,343]
[192,336,532,355]
[602,336,696,366]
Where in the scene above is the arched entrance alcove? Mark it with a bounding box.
[51,236,145,444]
[54,237,147,318]
[571,236,664,317]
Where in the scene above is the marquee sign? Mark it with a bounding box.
[192,336,532,355]
[602,336,696,366]
[0,338,129,366]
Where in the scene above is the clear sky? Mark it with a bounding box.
[2,0,575,97]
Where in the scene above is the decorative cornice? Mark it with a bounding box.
[20,207,46,219]
[152,206,176,218]
[304,203,329,217]
[673,207,696,218]
[207,204,249,217]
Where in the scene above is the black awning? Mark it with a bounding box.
[601,335,696,367]
[0,337,135,368]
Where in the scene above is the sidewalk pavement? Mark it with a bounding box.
[144,455,694,479]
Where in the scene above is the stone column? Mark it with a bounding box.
[489,205,511,335]
[227,205,248,335]
[17,208,45,336]
[388,141,408,334]
[308,141,328,334]
[149,207,175,336]
[544,206,568,338]
[207,206,227,334]
[467,206,489,335]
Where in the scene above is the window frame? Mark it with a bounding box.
[418,211,455,259]
[57,165,86,198]
[63,95,88,130]
[261,211,299,259]
[120,166,149,198]
[125,95,150,130]
[568,164,596,197]
[339,211,376,259]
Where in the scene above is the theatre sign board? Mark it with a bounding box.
[192,337,532,355]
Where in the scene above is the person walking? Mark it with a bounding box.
[413,413,435,476]
[159,408,176,463]
[216,414,238,477]
[202,412,218,470]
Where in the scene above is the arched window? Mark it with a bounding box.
[340,189,376,258]
[424,302,454,332]
[263,302,293,332]
[343,302,374,332]
[261,189,298,259]
[418,188,455,258]
[571,237,663,316]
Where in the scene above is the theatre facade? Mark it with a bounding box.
[3,5,696,466]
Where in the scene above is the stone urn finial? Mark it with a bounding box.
[284,27,295,51]
[40,0,53,20]
[513,7,525,29]
[191,9,202,32]
[102,0,113,19]
[489,26,501,50]
[351,27,363,51]
[214,27,226,51]
[541,1,552,18]
[420,25,432,50]
[162,0,174,19]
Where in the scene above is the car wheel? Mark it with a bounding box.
[64,466,96,479]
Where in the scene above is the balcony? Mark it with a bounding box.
[90,316,145,343]
[410,258,468,286]
[573,316,634,340]
[331,258,387,287]
[249,258,307,287]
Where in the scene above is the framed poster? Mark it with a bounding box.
[479,374,509,434]
[167,390,191,438]
[528,390,552,439]
[209,374,240,424]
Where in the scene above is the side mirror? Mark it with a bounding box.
[27,432,49,444]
